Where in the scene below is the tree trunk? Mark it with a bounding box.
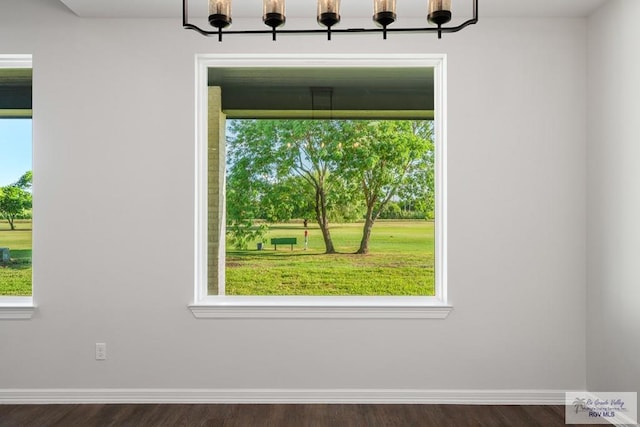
[314,186,336,254]
[356,214,375,254]
[356,186,379,254]
[318,219,336,254]
[7,217,15,231]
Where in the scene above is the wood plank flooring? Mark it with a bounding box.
[0,404,591,427]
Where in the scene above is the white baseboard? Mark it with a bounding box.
[0,389,572,405]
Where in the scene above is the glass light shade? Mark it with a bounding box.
[317,0,341,28]
[263,0,286,28]
[428,0,452,26]
[208,0,232,28]
[373,0,396,27]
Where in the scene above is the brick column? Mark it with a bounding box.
[208,87,226,294]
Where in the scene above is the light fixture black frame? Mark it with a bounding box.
[183,0,478,42]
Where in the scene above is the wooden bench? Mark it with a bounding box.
[270,237,297,251]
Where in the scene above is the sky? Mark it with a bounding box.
[0,119,32,187]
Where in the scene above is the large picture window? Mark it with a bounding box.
[192,55,449,318]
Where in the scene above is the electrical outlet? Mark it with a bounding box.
[95,342,107,360]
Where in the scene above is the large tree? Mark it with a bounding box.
[227,120,346,254]
[340,121,433,254]
[227,120,433,255]
[0,184,32,230]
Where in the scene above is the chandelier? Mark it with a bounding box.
[183,0,479,42]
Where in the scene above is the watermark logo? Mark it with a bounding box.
[566,392,637,425]
[572,397,587,414]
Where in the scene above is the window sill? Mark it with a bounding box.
[189,297,452,319]
[0,297,35,320]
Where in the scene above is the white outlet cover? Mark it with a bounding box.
[95,343,107,360]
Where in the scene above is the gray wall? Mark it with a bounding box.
[0,0,587,394]
[587,0,640,400]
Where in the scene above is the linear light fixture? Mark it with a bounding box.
[183,0,478,42]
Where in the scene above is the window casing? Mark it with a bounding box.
[0,54,34,320]
[190,54,450,319]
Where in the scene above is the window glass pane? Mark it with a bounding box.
[0,118,33,296]
[206,64,439,298]
[223,119,435,296]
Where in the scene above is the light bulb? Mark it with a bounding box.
[428,0,452,26]
[317,0,341,28]
[208,0,232,28]
[373,0,397,28]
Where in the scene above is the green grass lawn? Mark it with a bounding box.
[0,220,32,296]
[224,220,435,296]
[0,219,433,297]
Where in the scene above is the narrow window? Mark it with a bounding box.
[0,56,33,301]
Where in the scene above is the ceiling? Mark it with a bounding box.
[0,69,32,116]
[0,69,32,87]
[59,0,609,19]
[209,67,434,119]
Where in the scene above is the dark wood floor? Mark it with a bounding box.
[0,404,591,427]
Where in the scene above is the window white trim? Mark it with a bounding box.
[0,55,34,320]
[0,297,35,319]
[192,54,450,319]
[190,297,451,319]
[0,54,32,69]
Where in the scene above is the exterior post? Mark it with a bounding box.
[208,86,226,294]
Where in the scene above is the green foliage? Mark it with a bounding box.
[259,176,315,223]
[227,220,268,250]
[327,201,364,223]
[378,202,429,220]
[339,121,433,216]
[226,120,435,254]
[379,202,402,219]
[227,119,349,253]
[16,209,32,220]
[0,177,32,230]
[225,155,269,249]
[335,120,433,253]
[13,171,32,190]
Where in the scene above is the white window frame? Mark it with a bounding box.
[0,54,35,320]
[190,54,451,319]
